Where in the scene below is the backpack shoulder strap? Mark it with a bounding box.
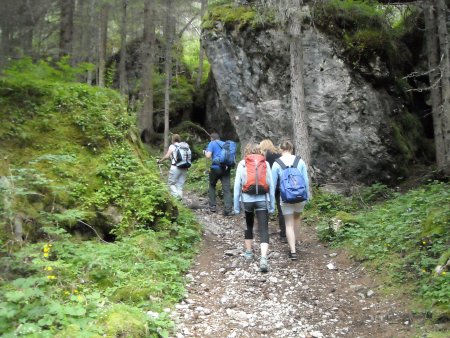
[275,158,287,170]
[171,144,179,161]
[293,156,300,168]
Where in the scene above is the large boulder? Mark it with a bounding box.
[203,23,404,185]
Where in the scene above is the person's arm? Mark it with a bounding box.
[233,162,243,214]
[158,146,174,163]
[299,159,310,200]
[266,162,275,213]
[204,141,214,159]
[271,162,280,190]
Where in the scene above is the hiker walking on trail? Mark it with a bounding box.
[260,139,287,243]
[204,132,234,216]
[271,140,309,260]
[233,143,275,273]
[157,134,191,200]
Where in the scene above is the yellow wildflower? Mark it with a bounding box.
[47,275,56,280]
[46,267,53,271]
[74,290,78,294]
[64,291,70,295]
[43,247,50,253]
[43,253,49,258]
[442,272,447,276]
[422,241,426,245]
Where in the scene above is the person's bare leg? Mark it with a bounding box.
[284,214,296,253]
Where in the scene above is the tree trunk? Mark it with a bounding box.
[196,0,207,89]
[86,0,96,84]
[97,2,109,87]
[0,6,13,69]
[424,0,450,175]
[163,0,174,152]
[289,0,313,190]
[435,0,450,174]
[21,1,35,58]
[119,0,128,95]
[139,0,156,143]
[59,0,75,59]
[72,0,87,66]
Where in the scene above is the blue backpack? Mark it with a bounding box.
[276,156,307,203]
[215,140,237,167]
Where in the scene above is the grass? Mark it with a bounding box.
[304,180,449,329]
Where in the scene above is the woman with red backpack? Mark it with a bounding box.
[233,143,275,273]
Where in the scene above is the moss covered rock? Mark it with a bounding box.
[0,59,174,242]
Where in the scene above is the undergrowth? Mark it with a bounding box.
[313,0,417,76]
[0,59,202,336]
[304,181,450,324]
[203,1,275,31]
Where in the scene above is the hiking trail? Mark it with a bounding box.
[172,194,413,338]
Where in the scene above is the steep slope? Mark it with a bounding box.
[0,59,201,337]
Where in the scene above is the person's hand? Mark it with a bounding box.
[202,150,206,155]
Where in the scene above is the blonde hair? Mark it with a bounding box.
[171,134,181,143]
[280,140,294,153]
[259,139,279,155]
[243,143,262,157]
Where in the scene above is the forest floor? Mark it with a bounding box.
[172,193,417,338]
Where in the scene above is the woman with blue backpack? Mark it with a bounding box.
[271,140,309,261]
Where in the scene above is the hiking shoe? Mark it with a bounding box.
[209,206,217,213]
[223,210,233,217]
[260,257,269,273]
[288,252,298,261]
[243,250,254,261]
[280,236,288,243]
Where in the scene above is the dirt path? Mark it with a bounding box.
[172,196,414,338]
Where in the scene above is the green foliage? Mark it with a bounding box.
[185,156,210,196]
[314,0,413,74]
[0,59,202,335]
[0,220,200,336]
[203,3,275,31]
[307,181,450,320]
[2,57,93,85]
[390,111,433,163]
[182,37,210,86]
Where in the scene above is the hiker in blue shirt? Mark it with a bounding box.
[271,140,309,261]
[204,132,233,216]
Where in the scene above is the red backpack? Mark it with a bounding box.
[242,154,269,195]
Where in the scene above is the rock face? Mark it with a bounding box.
[203,23,401,185]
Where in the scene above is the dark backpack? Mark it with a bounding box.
[173,142,192,168]
[276,156,307,203]
[215,140,237,167]
[242,154,269,195]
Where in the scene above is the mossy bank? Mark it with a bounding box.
[0,59,201,337]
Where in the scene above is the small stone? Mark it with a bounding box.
[327,263,337,270]
[146,311,159,319]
